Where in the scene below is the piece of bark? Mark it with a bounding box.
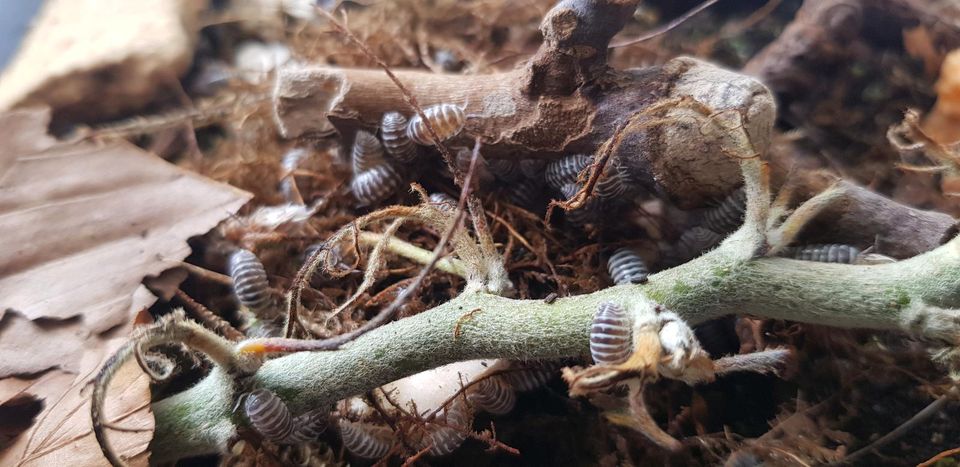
[791,171,957,258]
[274,0,776,208]
[0,0,202,123]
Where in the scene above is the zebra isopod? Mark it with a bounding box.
[338,419,395,459]
[352,130,385,174]
[501,361,557,392]
[590,302,632,365]
[607,248,649,285]
[545,154,591,193]
[351,164,403,207]
[781,243,861,263]
[228,249,275,318]
[674,227,724,260]
[468,376,516,415]
[380,112,418,163]
[244,389,294,442]
[422,402,471,456]
[703,188,746,234]
[407,103,466,146]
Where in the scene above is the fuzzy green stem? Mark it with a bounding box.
[150,235,960,461]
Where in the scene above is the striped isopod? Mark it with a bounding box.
[428,192,457,212]
[352,130,385,174]
[781,243,860,263]
[338,419,395,459]
[422,402,471,456]
[278,147,309,203]
[286,411,329,443]
[502,361,557,392]
[244,389,294,442]
[228,249,275,318]
[703,188,746,234]
[607,248,649,285]
[545,154,591,192]
[351,164,404,207]
[468,376,516,415]
[674,227,724,260]
[407,103,466,146]
[380,112,418,163]
[590,302,633,365]
[487,158,522,182]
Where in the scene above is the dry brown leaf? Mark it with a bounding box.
[924,49,960,143]
[0,108,250,371]
[0,352,154,466]
[0,107,250,464]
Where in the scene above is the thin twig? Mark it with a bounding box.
[610,0,722,48]
[175,289,244,341]
[840,386,959,464]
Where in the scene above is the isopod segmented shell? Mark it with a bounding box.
[352,130,385,174]
[338,419,395,459]
[674,227,724,260]
[703,188,746,234]
[228,249,275,318]
[428,192,457,211]
[501,361,557,392]
[607,248,649,285]
[468,376,516,415]
[422,402,471,456]
[545,154,591,192]
[287,410,329,443]
[590,302,632,365]
[407,103,466,146]
[351,164,403,207]
[381,112,418,163]
[487,158,522,182]
[244,389,294,442]
[782,243,860,264]
[519,158,547,179]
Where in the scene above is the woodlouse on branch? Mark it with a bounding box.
[590,302,633,365]
[407,103,466,146]
[607,248,650,285]
[228,249,275,318]
[780,243,861,263]
[468,376,516,415]
[703,188,746,234]
[338,419,395,459]
[243,389,327,444]
[380,112,418,163]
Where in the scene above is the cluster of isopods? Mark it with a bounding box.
[346,104,467,206]
[335,359,561,459]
